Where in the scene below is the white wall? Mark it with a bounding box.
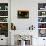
[11,0,38,30]
[0,0,8,3]
[11,0,46,46]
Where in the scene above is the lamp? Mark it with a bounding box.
[11,23,16,30]
[29,25,35,30]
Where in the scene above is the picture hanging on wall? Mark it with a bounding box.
[0,23,8,37]
[38,29,46,37]
[17,10,29,19]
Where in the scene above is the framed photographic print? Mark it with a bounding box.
[17,10,29,19]
[0,23,8,37]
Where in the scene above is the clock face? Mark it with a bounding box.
[39,29,46,37]
[40,29,45,34]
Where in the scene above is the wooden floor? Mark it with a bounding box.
[0,45,8,46]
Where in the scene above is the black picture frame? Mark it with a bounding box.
[17,10,29,19]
